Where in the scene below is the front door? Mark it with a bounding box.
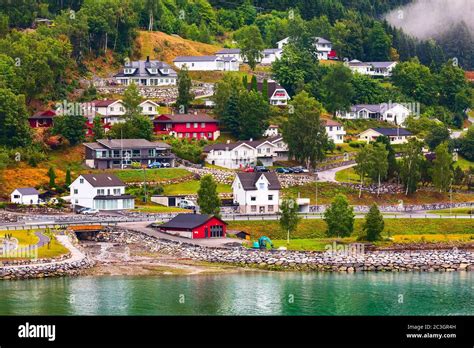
[259,206,265,213]
[204,228,208,238]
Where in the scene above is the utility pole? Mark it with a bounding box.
[143,167,147,203]
[450,178,453,216]
[315,173,319,214]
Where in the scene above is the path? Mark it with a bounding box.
[316,163,356,182]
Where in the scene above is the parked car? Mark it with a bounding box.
[292,166,309,173]
[147,161,162,169]
[178,199,196,210]
[243,166,254,172]
[254,166,269,172]
[81,208,99,215]
[275,167,290,174]
[161,162,171,168]
[76,207,88,214]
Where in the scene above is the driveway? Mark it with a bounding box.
[316,163,356,183]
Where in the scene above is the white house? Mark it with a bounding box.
[232,172,281,214]
[248,80,290,106]
[91,99,125,125]
[264,125,280,137]
[358,128,413,145]
[173,55,239,71]
[260,49,283,65]
[139,100,160,120]
[10,188,39,205]
[323,119,346,144]
[114,56,177,86]
[204,139,279,169]
[216,48,244,63]
[277,36,333,60]
[337,103,411,126]
[348,60,398,77]
[70,174,135,211]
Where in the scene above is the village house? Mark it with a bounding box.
[204,139,279,169]
[263,125,280,137]
[10,188,40,205]
[260,48,283,65]
[232,172,281,214]
[153,113,220,140]
[215,48,244,63]
[348,60,398,77]
[173,55,239,71]
[323,119,346,144]
[83,139,174,169]
[114,56,177,86]
[157,214,227,239]
[268,136,289,162]
[358,127,413,144]
[28,109,57,128]
[337,103,411,126]
[70,174,134,211]
[277,36,335,60]
[247,80,291,106]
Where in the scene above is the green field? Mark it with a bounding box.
[427,207,473,215]
[455,155,474,170]
[0,230,69,260]
[334,167,360,183]
[113,168,192,183]
[163,180,232,195]
[134,204,190,213]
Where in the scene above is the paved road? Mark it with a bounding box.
[222,213,474,221]
[316,163,357,182]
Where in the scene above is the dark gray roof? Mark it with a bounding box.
[370,128,412,136]
[216,48,241,54]
[174,55,218,62]
[203,139,273,152]
[263,48,281,54]
[351,103,406,113]
[92,139,170,150]
[80,174,125,187]
[315,37,331,44]
[236,172,281,191]
[14,188,39,195]
[367,61,397,69]
[114,59,177,78]
[159,214,226,230]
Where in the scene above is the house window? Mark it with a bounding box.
[79,178,84,184]
[194,123,198,128]
[201,123,205,128]
[193,133,197,138]
[218,151,222,155]
[113,189,121,195]
[268,195,273,201]
[74,189,78,194]
[186,123,191,128]
[185,133,190,137]
[251,196,256,201]
[97,189,105,195]
[259,183,265,190]
[208,132,212,138]
[268,205,274,212]
[251,205,257,212]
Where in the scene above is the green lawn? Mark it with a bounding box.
[134,204,190,213]
[163,180,232,195]
[455,155,474,170]
[113,168,192,183]
[335,167,361,183]
[427,207,473,215]
[0,230,69,260]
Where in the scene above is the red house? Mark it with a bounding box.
[158,214,227,239]
[154,113,220,140]
[29,109,57,128]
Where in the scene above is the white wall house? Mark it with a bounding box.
[216,49,244,63]
[324,119,346,144]
[114,57,177,86]
[89,100,126,125]
[70,174,135,211]
[10,188,39,205]
[260,49,283,65]
[139,100,160,120]
[232,172,281,214]
[277,36,333,60]
[264,125,280,137]
[173,55,239,71]
[337,103,411,126]
[358,128,413,145]
[348,60,398,77]
[204,139,279,169]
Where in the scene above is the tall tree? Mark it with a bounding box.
[324,194,354,238]
[432,142,454,192]
[0,88,31,147]
[375,135,397,178]
[279,197,301,244]
[176,66,194,113]
[399,139,424,195]
[48,167,56,188]
[365,22,391,61]
[197,175,221,217]
[250,75,258,91]
[92,115,105,141]
[51,114,87,146]
[282,91,328,169]
[366,143,389,196]
[355,144,371,197]
[65,167,72,187]
[235,25,264,70]
[363,204,384,242]
[322,64,354,116]
[122,83,142,120]
[237,90,270,139]
[261,78,268,101]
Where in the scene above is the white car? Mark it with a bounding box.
[161,162,171,168]
[81,208,99,215]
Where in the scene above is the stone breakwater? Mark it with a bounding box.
[101,229,474,272]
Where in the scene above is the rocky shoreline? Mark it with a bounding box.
[97,229,474,273]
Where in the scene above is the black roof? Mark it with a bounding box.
[80,174,125,187]
[236,172,281,191]
[159,214,226,230]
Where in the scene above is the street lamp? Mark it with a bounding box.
[143,166,147,204]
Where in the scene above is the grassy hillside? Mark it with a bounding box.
[137,30,222,65]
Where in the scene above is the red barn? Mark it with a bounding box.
[154,113,220,140]
[158,214,227,239]
[29,109,57,128]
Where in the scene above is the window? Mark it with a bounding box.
[186,123,191,128]
[113,189,121,195]
[208,133,212,138]
[185,133,190,138]
[74,189,78,194]
[193,133,197,138]
[268,195,273,201]
[201,122,205,128]
[79,178,84,184]
[97,189,105,195]
[14,195,20,199]
[250,196,256,201]
[194,123,198,128]
[148,107,153,111]
[251,205,257,212]
[268,205,274,212]
[259,183,265,190]
[210,225,224,238]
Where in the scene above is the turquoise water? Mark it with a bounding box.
[0,272,473,315]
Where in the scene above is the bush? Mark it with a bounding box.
[349,141,366,148]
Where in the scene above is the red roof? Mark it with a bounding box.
[30,109,57,119]
[322,119,341,127]
[465,71,474,81]
[91,100,120,107]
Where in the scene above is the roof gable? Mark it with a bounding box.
[77,174,125,188]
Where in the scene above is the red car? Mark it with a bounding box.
[243,166,254,172]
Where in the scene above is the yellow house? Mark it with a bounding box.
[358,128,413,144]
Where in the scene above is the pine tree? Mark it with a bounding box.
[251,75,258,91]
[176,66,194,113]
[261,78,269,102]
[242,75,248,89]
[432,142,454,192]
[65,167,72,187]
[363,204,384,241]
[48,167,56,188]
[324,194,354,237]
[92,115,105,141]
[197,175,221,217]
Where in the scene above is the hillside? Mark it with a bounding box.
[136,31,223,65]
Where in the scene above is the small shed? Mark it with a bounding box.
[151,195,187,207]
[227,230,251,240]
[10,188,40,205]
[158,214,227,239]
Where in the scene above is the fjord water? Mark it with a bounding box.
[0,272,472,315]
